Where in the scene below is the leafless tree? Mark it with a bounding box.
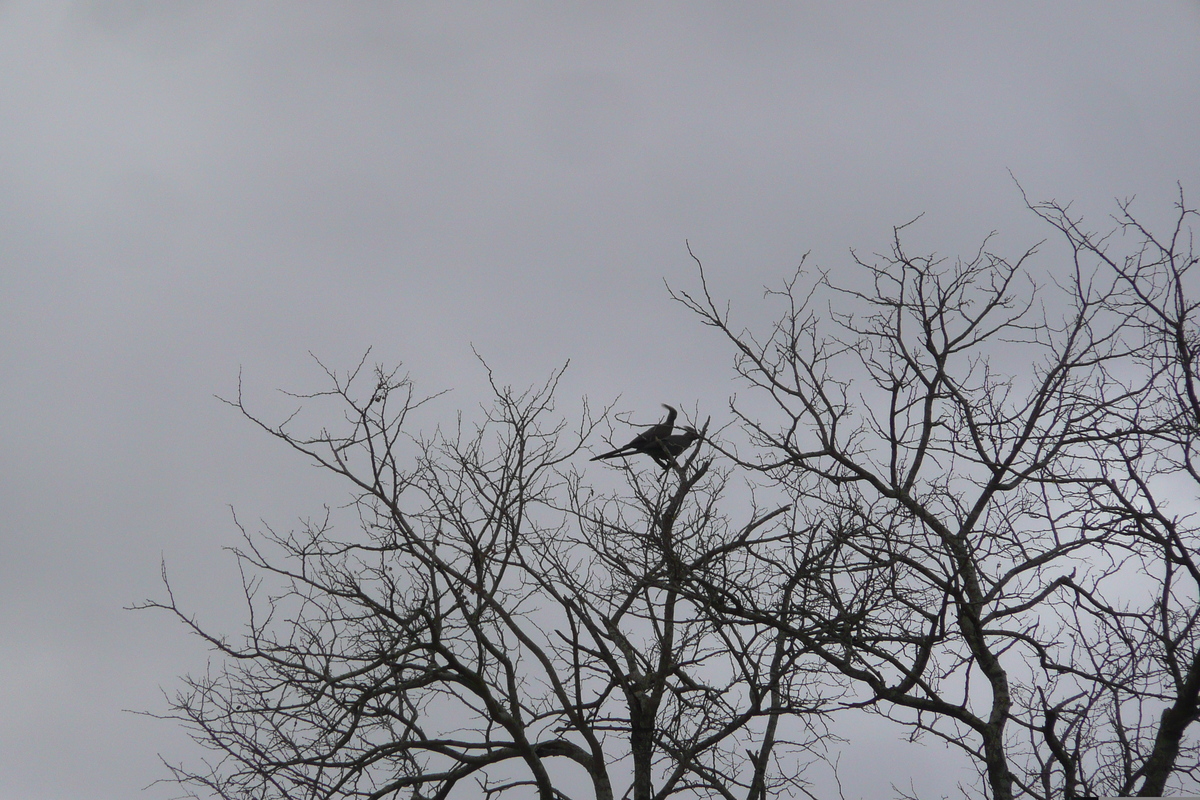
[144,190,1200,800]
[670,221,1146,800]
[140,357,824,800]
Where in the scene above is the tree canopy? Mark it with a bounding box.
[142,191,1200,800]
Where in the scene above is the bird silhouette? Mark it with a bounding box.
[591,404,678,462]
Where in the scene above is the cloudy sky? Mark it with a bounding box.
[2,3,1198,798]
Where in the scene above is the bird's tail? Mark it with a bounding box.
[590,448,629,461]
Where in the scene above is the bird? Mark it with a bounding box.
[591,404,678,462]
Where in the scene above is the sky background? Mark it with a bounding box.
[2,3,1199,799]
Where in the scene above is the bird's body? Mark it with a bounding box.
[643,426,701,470]
[591,405,678,462]
[654,427,700,460]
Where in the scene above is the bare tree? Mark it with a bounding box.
[670,223,1143,800]
[143,190,1200,800]
[140,356,823,800]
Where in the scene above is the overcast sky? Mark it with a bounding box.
[2,3,1199,799]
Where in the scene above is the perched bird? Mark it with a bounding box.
[591,404,678,462]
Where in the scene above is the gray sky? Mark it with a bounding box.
[2,3,1198,798]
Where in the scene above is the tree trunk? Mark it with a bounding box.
[1137,654,1200,796]
[630,705,655,800]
